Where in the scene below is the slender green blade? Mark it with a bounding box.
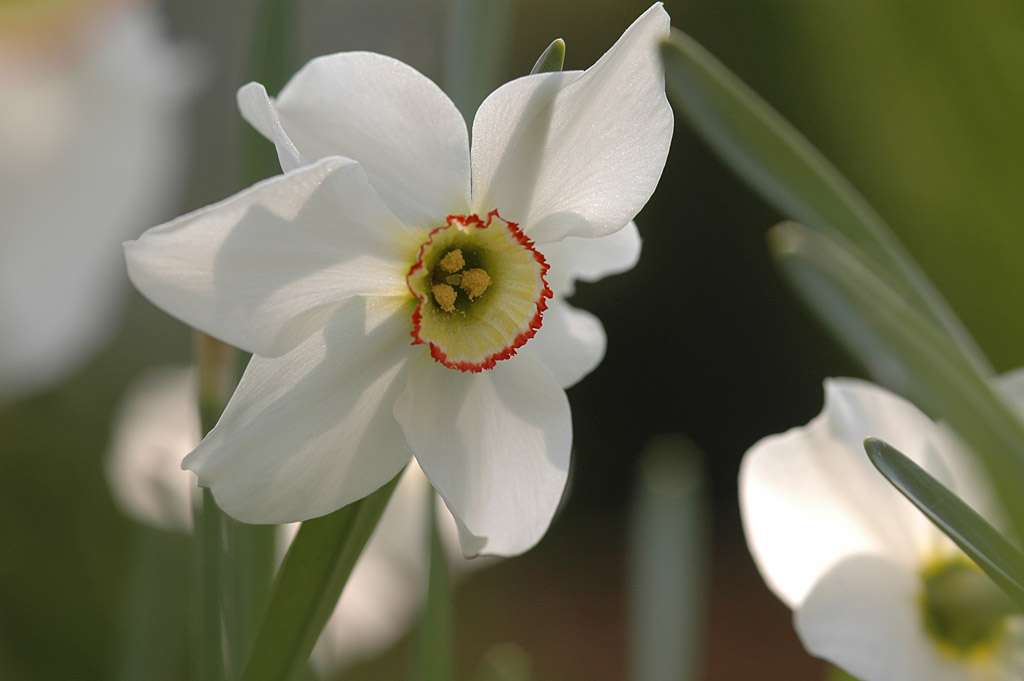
[530,39,565,74]
[240,0,294,186]
[769,223,1024,541]
[193,332,240,681]
[864,437,1024,610]
[412,494,455,681]
[660,30,989,374]
[223,520,276,677]
[239,474,402,681]
[628,436,707,681]
[445,0,517,119]
[193,489,226,681]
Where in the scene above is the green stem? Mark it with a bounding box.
[241,0,294,185]
[628,436,707,681]
[192,332,240,681]
[444,0,516,120]
[195,1,292,676]
[223,520,276,680]
[193,489,226,681]
[413,493,456,681]
[239,474,403,681]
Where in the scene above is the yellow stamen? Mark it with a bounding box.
[431,283,457,312]
[460,268,491,300]
[437,249,465,274]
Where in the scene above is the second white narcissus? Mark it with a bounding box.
[740,375,1024,681]
[125,4,672,556]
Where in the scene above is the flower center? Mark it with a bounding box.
[406,210,551,372]
[920,557,1016,659]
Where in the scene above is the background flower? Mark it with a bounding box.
[740,376,1024,680]
[0,0,197,400]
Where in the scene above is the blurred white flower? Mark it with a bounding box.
[0,1,197,399]
[105,365,484,672]
[124,3,671,557]
[106,366,200,531]
[740,376,1024,681]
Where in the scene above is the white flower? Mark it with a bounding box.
[104,365,487,673]
[0,1,197,399]
[106,366,201,531]
[125,4,672,556]
[740,375,1024,681]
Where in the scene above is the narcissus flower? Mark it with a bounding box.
[740,376,1024,681]
[125,4,673,556]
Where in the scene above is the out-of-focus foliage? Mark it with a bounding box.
[682,0,1024,370]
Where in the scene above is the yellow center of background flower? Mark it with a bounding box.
[919,556,1014,661]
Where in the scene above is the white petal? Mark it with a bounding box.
[105,366,200,531]
[393,352,572,557]
[182,297,416,523]
[739,378,952,609]
[272,52,471,228]
[470,4,672,243]
[540,221,642,297]
[795,555,968,681]
[237,82,305,172]
[523,298,606,389]
[125,157,413,357]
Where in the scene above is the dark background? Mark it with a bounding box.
[3,0,1023,679]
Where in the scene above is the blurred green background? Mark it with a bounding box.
[3,0,1024,679]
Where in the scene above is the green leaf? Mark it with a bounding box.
[864,437,1024,611]
[660,30,989,375]
[530,39,565,74]
[239,474,403,681]
[412,494,456,681]
[769,222,1024,542]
